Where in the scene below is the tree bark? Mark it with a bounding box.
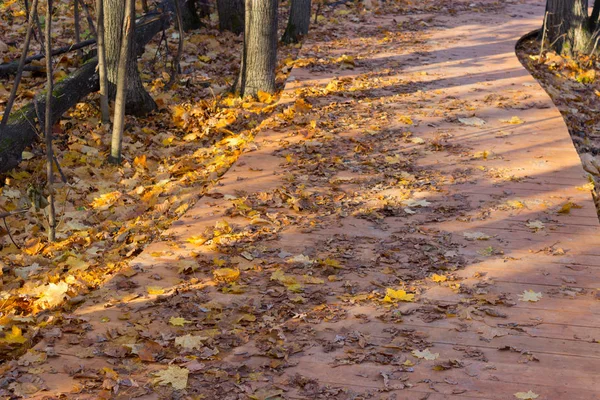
[217,0,245,34]
[0,12,168,173]
[546,0,591,55]
[96,0,110,123]
[104,0,156,116]
[281,0,311,44]
[236,0,277,97]
[109,0,134,164]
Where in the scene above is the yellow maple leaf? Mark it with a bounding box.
[133,154,147,169]
[382,288,415,303]
[256,90,274,104]
[169,317,192,326]
[431,274,447,283]
[90,191,122,210]
[398,115,413,125]
[213,257,226,267]
[557,201,582,214]
[2,326,27,344]
[321,258,343,268]
[186,235,207,246]
[213,268,240,283]
[147,286,165,295]
[294,98,312,113]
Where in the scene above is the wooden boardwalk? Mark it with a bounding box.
[23,1,600,399]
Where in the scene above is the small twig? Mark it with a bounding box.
[45,0,57,242]
[539,11,548,57]
[78,0,97,38]
[0,210,29,219]
[53,154,67,183]
[549,33,566,50]
[74,0,82,59]
[1,209,28,249]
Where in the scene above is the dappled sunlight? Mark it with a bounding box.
[2,0,600,399]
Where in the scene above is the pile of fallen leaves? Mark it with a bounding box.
[517,38,600,211]
[0,0,300,358]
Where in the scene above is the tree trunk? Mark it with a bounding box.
[590,0,600,30]
[281,0,311,44]
[0,12,168,173]
[217,0,244,35]
[103,0,156,116]
[236,0,277,97]
[546,0,591,55]
[109,0,134,164]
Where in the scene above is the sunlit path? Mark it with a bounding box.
[19,1,600,398]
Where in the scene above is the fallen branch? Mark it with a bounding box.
[0,39,96,78]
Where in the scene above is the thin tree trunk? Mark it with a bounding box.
[96,0,110,124]
[1,0,39,127]
[74,0,82,59]
[79,0,97,37]
[167,0,185,88]
[104,0,156,117]
[546,0,591,55]
[217,0,244,34]
[281,0,311,44]
[236,0,278,97]
[109,0,134,164]
[45,0,56,242]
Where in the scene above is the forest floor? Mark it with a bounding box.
[3,0,600,399]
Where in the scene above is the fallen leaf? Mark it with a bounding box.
[147,286,165,295]
[169,317,192,326]
[383,288,415,303]
[526,220,545,231]
[175,335,207,350]
[213,268,240,282]
[500,116,524,124]
[458,117,486,127]
[519,290,543,302]
[463,231,491,241]
[557,201,582,214]
[399,115,413,125]
[153,365,189,390]
[431,274,447,283]
[514,391,539,399]
[1,326,27,344]
[412,348,439,360]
